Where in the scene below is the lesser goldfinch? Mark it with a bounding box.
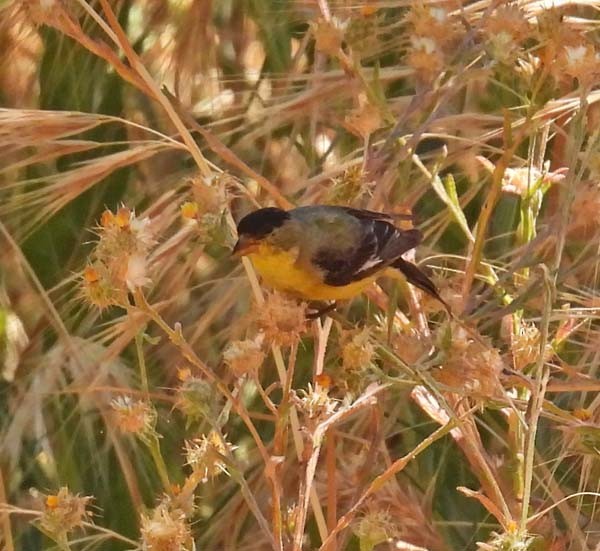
[233,205,449,311]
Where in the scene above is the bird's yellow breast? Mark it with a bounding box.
[248,243,376,301]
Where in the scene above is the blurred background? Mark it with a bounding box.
[2,1,600,550]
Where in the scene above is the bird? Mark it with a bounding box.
[232,205,450,312]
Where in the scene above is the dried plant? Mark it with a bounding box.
[2,1,600,550]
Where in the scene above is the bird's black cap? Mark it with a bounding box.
[236,207,290,238]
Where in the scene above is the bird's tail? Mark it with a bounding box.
[390,257,452,315]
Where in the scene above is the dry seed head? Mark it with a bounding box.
[405,5,459,48]
[509,320,552,371]
[80,262,127,310]
[485,32,520,64]
[516,53,542,80]
[253,291,308,347]
[176,376,220,423]
[341,328,376,372]
[94,207,155,259]
[477,529,545,550]
[344,100,382,138]
[184,430,235,482]
[140,504,192,551]
[435,323,504,398]
[223,335,265,378]
[314,17,345,57]
[111,396,157,438]
[391,329,431,365]
[182,176,230,244]
[326,165,373,206]
[38,487,92,537]
[537,10,590,82]
[558,42,600,86]
[188,174,229,215]
[295,383,338,421]
[352,508,399,548]
[82,206,157,309]
[482,3,531,45]
[406,36,445,82]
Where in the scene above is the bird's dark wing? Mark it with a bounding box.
[339,207,414,223]
[392,257,451,313]
[313,214,422,286]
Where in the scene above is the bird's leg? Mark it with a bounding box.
[306,302,337,320]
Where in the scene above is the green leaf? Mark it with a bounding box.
[430,173,474,243]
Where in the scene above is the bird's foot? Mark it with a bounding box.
[306,302,337,320]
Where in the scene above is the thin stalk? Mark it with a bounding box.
[56,536,72,551]
[146,434,171,494]
[325,428,337,551]
[0,466,14,551]
[518,267,552,533]
[519,93,588,534]
[461,116,530,310]
[135,329,149,398]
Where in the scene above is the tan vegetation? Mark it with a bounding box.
[1,1,600,550]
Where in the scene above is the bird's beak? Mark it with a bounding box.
[232,236,259,257]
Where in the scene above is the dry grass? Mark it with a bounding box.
[2,1,600,550]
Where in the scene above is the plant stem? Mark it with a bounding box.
[146,434,171,494]
[135,329,149,398]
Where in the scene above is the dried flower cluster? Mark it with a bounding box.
[405,4,462,83]
[184,430,235,482]
[344,94,383,139]
[180,175,230,245]
[8,1,600,549]
[341,327,376,372]
[175,374,221,423]
[478,528,545,551]
[35,487,92,540]
[482,4,531,64]
[140,503,193,551]
[352,508,399,549]
[82,206,156,310]
[223,335,265,378]
[344,5,380,57]
[294,382,338,422]
[314,17,346,58]
[536,8,600,89]
[325,165,374,206]
[390,328,431,365]
[253,291,308,347]
[111,396,157,441]
[508,320,556,372]
[435,322,504,398]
